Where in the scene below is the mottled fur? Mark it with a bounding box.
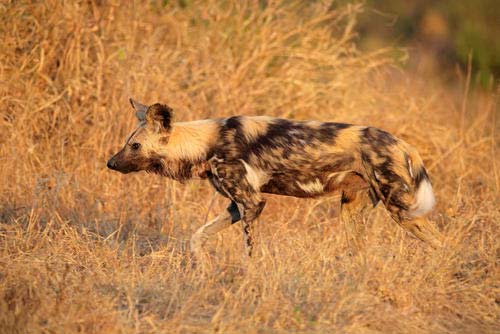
[108,99,443,258]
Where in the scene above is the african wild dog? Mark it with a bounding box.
[107,99,443,257]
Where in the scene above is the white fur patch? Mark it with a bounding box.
[328,171,347,183]
[297,179,324,194]
[410,178,436,217]
[407,157,414,178]
[240,160,270,191]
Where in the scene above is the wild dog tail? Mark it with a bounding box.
[360,138,435,218]
[406,147,436,217]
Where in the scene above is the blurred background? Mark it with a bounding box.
[358,0,500,86]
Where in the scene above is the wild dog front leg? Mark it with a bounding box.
[190,201,241,257]
[221,183,265,257]
[211,160,266,257]
[238,200,266,257]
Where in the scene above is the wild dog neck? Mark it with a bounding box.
[154,120,218,181]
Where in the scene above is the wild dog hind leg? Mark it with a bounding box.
[379,179,443,249]
[330,172,374,250]
[397,216,443,249]
[340,189,373,250]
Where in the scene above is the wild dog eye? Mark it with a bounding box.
[131,143,141,150]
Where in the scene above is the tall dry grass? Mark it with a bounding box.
[0,1,498,333]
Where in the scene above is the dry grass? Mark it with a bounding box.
[0,1,499,333]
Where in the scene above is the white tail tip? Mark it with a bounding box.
[410,178,436,217]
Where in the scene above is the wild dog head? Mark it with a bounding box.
[107,98,174,174]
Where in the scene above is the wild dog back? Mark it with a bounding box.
[212,116,368,198]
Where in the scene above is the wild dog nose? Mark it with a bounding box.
[107,158,117,170]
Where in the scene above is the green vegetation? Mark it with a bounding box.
[361,0,500,86]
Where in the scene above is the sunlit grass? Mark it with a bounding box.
[0,1,498,333]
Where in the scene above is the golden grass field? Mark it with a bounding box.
[0,1,498,333]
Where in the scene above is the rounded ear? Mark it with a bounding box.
[129,98,148,122]
[146,103,174,131]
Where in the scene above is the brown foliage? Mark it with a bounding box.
[0,1,498,333]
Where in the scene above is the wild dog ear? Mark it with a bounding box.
[146,103,174,132]
[129,98,148,122]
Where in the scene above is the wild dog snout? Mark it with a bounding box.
[107,157,117,170]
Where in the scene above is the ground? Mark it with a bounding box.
[0,1,498,333]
